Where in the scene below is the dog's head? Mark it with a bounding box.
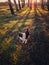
[19,33,23,37]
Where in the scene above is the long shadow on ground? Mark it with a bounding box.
[0,7,49,65]
[29,7,49,65]
[0,8,31,65]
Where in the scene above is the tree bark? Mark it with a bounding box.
[28,0,29,7]
[18,0,21,10]
[21,0,25,8]
[41,0,44,9]
[30,0,32,9]
[8,0,14,15]
[14,0,19,11]
[47,0,49,11]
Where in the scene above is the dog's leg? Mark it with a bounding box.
[25,39,27,44]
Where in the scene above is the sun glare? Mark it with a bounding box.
[0,0,7,2]
[37,0,40,2]
[32,0,40,3]
[0,0,40,3]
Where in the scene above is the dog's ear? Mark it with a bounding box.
[19,33,23,37]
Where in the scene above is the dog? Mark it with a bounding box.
[18,29,29,44]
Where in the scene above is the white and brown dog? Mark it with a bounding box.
[18,29,29,44]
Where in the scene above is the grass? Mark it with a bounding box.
[0,5,32,65]
[0,5,49,65]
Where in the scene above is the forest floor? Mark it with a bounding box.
[0,6,49,65]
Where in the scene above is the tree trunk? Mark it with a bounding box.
[8,0,14,15]
[47,0,49,11]
[18,0,21,10]
[30,0,32,9]
[28,0,29,7]
[41,0,44,9]
[14,0,19,11]
[21,0,25,8]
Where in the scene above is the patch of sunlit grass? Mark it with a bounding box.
[18,23,22,27]
[0,8,8,11]
[15,45,22,53]
[29,8,34,16]
[0,20,18,36]
[18,7,29,16]
[31,8,34,12]
[12,22,22,32]
[25,19,32,25]
[10,45,22,64]
[3,36,13,44]
[4,20,18,28]
[0,29,6,35]
[11,53,18,64]
[38,7,48,14]
[41,8,48,14]
[12,29,18,32]
[0,6,10,15]
[0,6,9,9]
[37,9,42,16]
[0,36,14,54]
